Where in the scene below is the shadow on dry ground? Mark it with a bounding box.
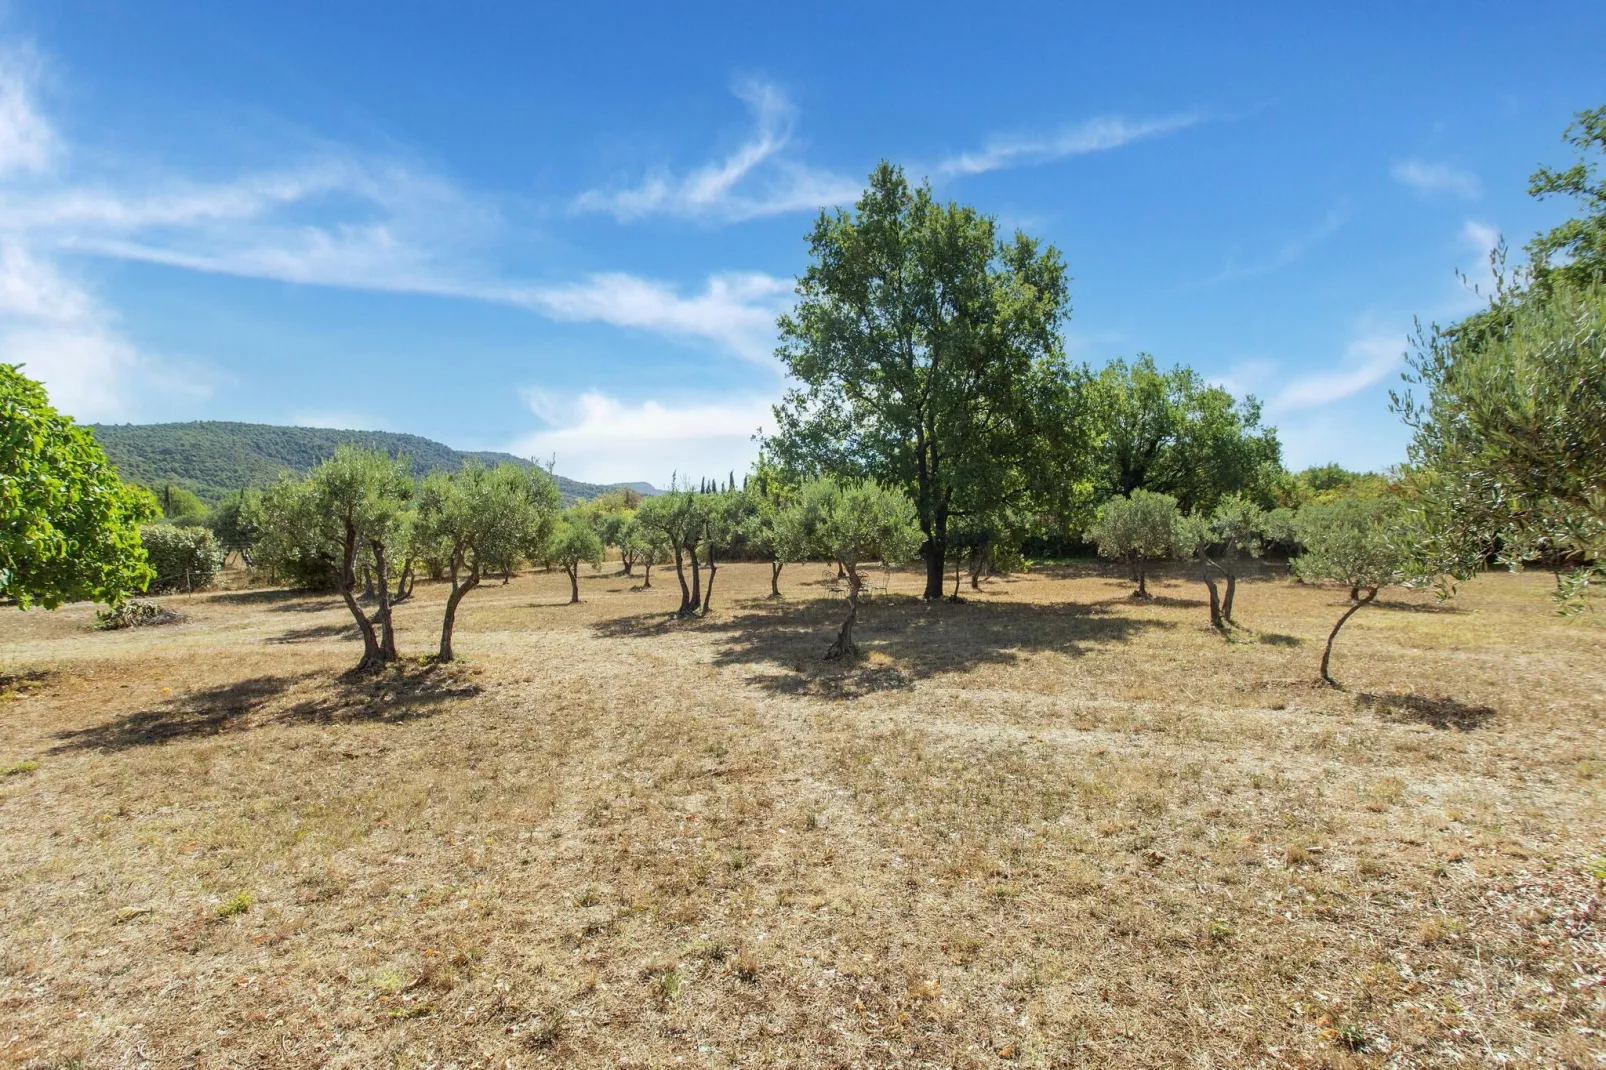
[1355,691,1499,731]
[49,664,480,753]
[594,594,1174,699]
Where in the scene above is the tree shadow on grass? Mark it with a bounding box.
[50,675,312,752]
[1355,692,1498,731]
[265,622,360,644]
[50,664,476,753]
[1369,599,1469,615]
[592,594,1173,700]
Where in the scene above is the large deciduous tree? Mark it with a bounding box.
[1,364,157,609]
[1091,355,1282,512]
[773,162,1075,601]
[415,462,559,660]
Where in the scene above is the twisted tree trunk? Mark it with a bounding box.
[1222,572,1237,623]
[565,562,581,604]
[769,558,783,598]
[438,556,479,662]
[1321,587,1378,686]
[336,514,383,673]
[371,540,398,663]
[825,568,862,660]
[684,544,702,618]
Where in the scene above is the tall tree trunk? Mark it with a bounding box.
[701,544,716,615]
[769,558,782,598]
[393,558,414,604]
[337,516,383,672]
[566,563,580,604]
[951,556,962,600]
[372,540,398,663]
[1321,587,1378,686]
[825,567,862,659]
[438,558,479,662]
[672,546,689,612]
[362,565,374,600]
[684,544,702,618]
[1222,572,1237,623]
[1134,561,1150,599]
[642,560,653,589]
[1199,557,1223,630]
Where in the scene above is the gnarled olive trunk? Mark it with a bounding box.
[438,557,479,662]
[672,546,690,613]
[336,514,384,673]
[825,567,862,660]
[1198,556,1224,631]
[684,544,702,618]
[1222,572,1237,623]
[565,562,581,604]
[642,560,653,589]
[371,539,398,662]
[1132,559,1151,600]
[1321,587,1378,686]
[701,543,717,615]
[393,557,415,603]
[769,558,783,598]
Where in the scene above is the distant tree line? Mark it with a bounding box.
[5,104,1600,685]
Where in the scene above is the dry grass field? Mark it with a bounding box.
[1,560,1603,1068]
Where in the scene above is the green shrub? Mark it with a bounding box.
[94,599,186,630]
[139,524,224,592]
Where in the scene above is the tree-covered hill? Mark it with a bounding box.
[87,421,657,505]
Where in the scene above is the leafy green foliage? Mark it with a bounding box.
[794,478,922,658]
[139,524,225,592]
[254,445,414,670]
[772,162,1083,600]
[2,363,157,609]
[1091,356,1282,512]
[415,462,560,658]
[1397,281,1606,604]
[1526,105,1606,290]
[209,490,261,561]
[548,513,606,604]
[1086,490,1184,598]
[1291,496,1412,685]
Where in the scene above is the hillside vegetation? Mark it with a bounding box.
[87,421,655,505]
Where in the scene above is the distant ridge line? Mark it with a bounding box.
[87,420,659,504]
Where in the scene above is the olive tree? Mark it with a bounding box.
[1292,497,1410,686]
[255,446,413,672]
[415,462,559,660]
[635,487,701,616]
[796,479,922,659]
[1180,494,1268,629]
[549,512,605,604]
[2,363,157,609]
[1086,490,1184,599]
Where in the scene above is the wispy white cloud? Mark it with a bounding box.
[0,46,55,177]
[1391,159,1481,200]
[511,271,790,365]
[573,79,860,223]
[1269,332,1404,413]
[1199,206,1348,287]
[0,45,793,376]
[935,112,1201,178]
[507,390,774,485]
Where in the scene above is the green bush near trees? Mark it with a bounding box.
[139,524,225,593]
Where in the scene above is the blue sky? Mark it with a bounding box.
[0,2,1601,485]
